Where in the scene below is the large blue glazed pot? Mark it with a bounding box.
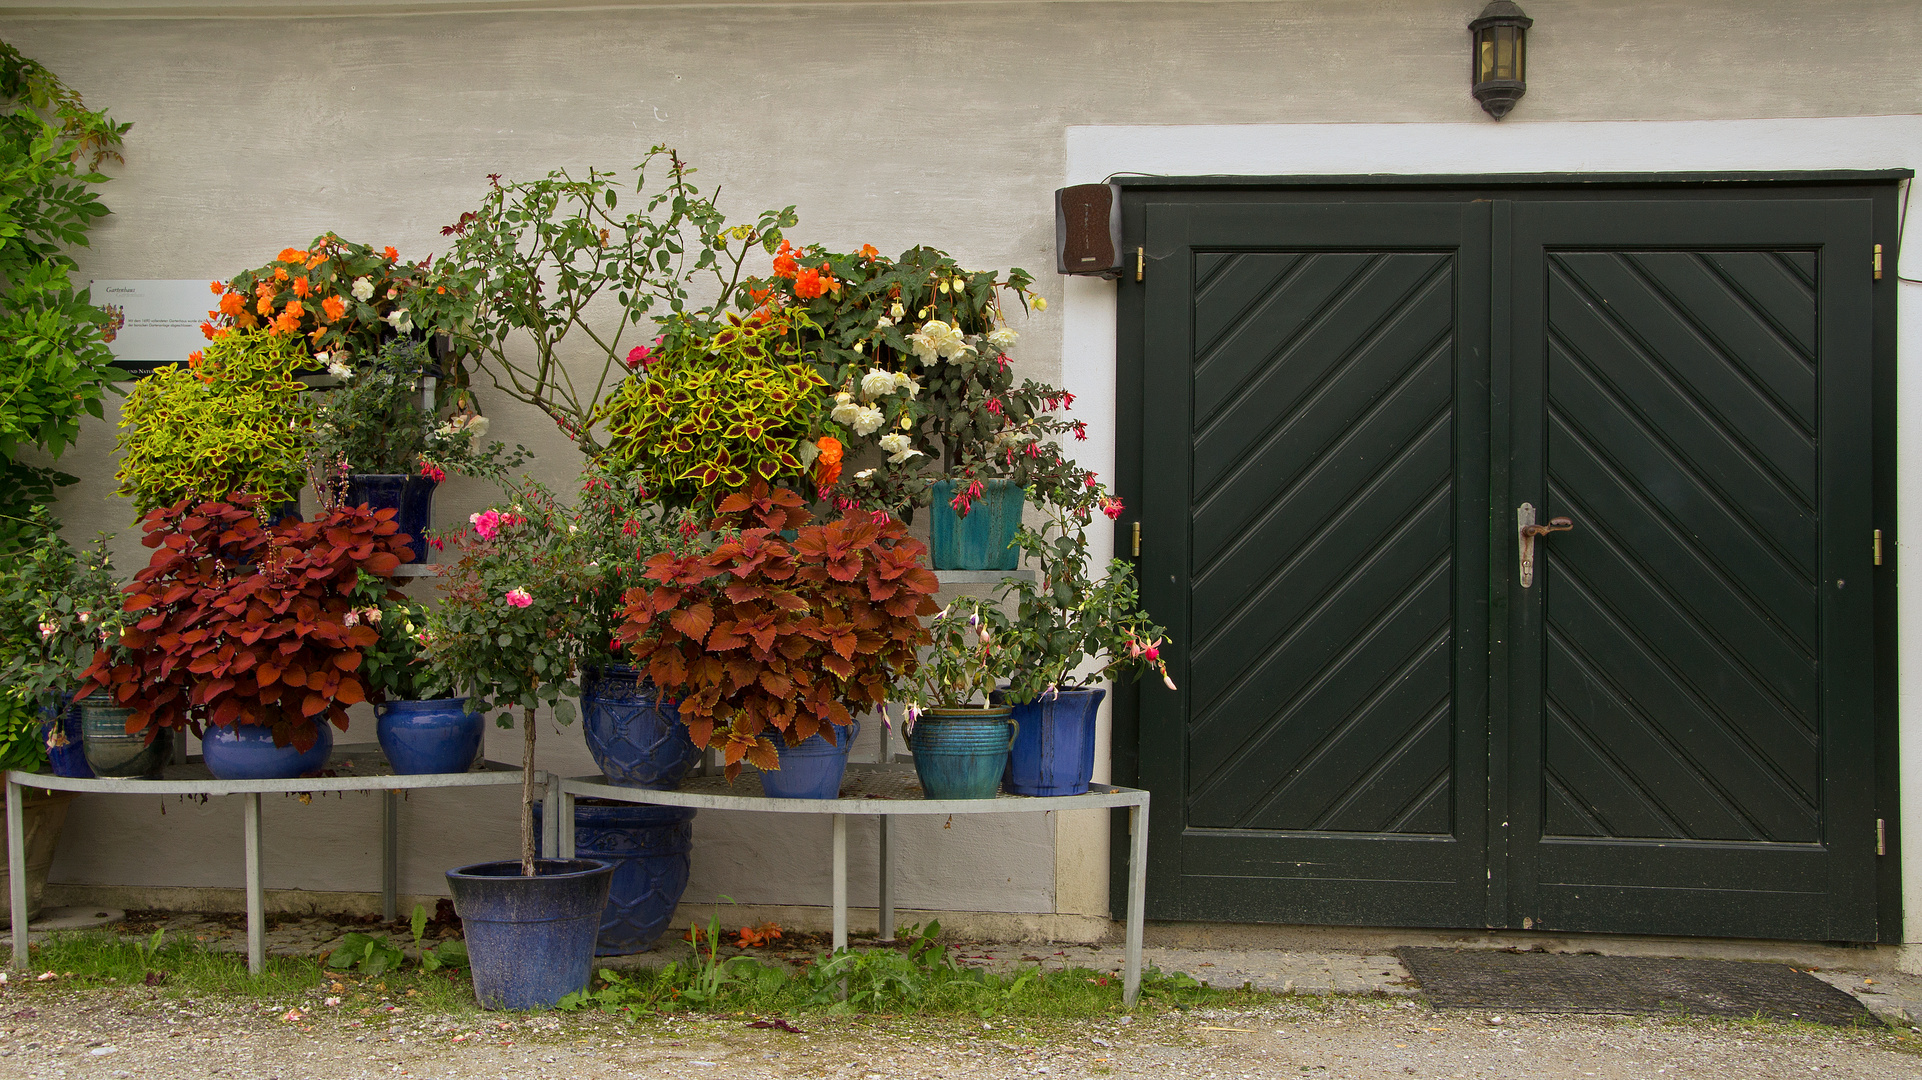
[375,698,484,775]
[908,708,1016,800]
[760,719,859,800]
[37,693,93,779]
[200,721,334,780]
[927,478,1024,571]
[342,474,438,564]
[446,858,613,1009]
[991,687,1106,797]
[579,665,701,790]
[534,800,696,955]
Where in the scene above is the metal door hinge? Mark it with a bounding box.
[1135,247,1144,283]
[1875,529,1884,566]
[1131,521,1142,557]
[1874,244,1884,280]
[1877,818,1886,856]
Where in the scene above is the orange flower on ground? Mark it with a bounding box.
[858,244,879,260]
[813,436,844,490]
[320,295,347,322]
[291,276,310,298]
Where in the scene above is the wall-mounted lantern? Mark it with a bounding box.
[1470,1,1531,120]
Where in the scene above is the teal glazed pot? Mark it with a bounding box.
[927,479,1024,571]
[908,707,1017,800]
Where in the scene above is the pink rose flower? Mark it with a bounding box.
[504,588,533,608]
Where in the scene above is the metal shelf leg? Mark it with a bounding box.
[1123,800,1148,1008]
[7,779,26,969]
[832,814,847,953]
[877,816,894,943]
[244,793,264,977]
[558,791,576,859]
[381,790,398,922]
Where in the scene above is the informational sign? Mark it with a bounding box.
[88,278,217,373]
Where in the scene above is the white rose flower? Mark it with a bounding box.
[987,327,1019,349]
[831,400,863,426]
[351,277,375,302]
[907,319,969,362]
[464,415,488,436]
[326,360,353,381]
[851,405,885,436]
[385,309,413,333]
[878,433,923,465]
[875,316,894,329]
[860,368,897,400]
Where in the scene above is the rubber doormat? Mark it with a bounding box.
[1395,948,1872,1026]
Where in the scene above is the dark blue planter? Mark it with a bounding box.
[579,665,701,790]
[761,718,859,799]
[928,479,1024,571]
[37,693,93,779]
[908,708,1016,800]
[200,721,334,780]
[376,698,483,775]
[446,858,613,1010]
[343,474,438,564]
[993,687,1106,797]
[535,800,696,955]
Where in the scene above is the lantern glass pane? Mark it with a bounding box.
[1478,35,1495,81]
[1495,26,1516,79]
[1513,33,1526,81]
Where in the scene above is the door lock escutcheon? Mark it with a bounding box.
[1517,503,1574,588]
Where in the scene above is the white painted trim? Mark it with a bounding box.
[1061,116,1922,948]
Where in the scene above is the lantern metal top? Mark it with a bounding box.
[1470,0,1533,32]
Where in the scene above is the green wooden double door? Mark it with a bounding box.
[1130,185,1891,940]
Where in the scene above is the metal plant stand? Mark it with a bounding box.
[560,764,1152,1006]
[5,743,536,976]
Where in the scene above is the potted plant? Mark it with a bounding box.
[78,498,409,779]
[988,484,1176,796]
[112,329,314,523]
[898,596,1023,800]
[308,337,528,563]
[0,507,130,777]
[618,483,939,797]
[352,595,483,776]
[424,481,613,1006]
[0,690,73,928]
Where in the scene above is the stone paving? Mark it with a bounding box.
[19,906,1922,1029]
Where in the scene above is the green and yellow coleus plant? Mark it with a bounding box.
[600,308,828,515]
[111,328,314,519]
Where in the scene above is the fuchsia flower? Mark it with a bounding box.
[419,460,447,483]
[504,588,533,608]
[1100,495,1125,520]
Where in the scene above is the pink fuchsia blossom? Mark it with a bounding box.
[504,588,533,608]
[37,622,56,639]
[419,460,447,483]
[1100,495,1125,520]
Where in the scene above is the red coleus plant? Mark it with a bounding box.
[77,498,411,752]
[616,482,940,779]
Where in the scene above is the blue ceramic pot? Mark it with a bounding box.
[992,687,1106,797]
[446,858,613,1010]
[37,692,93,779]
[343,474,438,564]
[534,800,696,955]
[761,719,859,800]
[201,721,334,780]
[376,698,484,775]
[927,479,1024,571]
[579,665,701,790]
[908,708,1016,800]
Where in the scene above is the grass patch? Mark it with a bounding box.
[11,930,478,1013]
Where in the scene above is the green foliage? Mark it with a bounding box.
[354,595,451,702]
[112,330,315,518]
[0,43,129,550]
[602,310,828,513]
[993,488,1173,704]
[0,505,126,704]
[410,902,469,972]
[307,338,527,485]
[433,147,797,456]
[0,688,45,773]
[212,234,467,364]
[898,596,1022,710]
[326,932,405,977]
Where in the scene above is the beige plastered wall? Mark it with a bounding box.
[1,0,1918,940]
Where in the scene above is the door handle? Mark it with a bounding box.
[1517,503,1574,588]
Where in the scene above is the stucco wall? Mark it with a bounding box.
[3,0,1919,934]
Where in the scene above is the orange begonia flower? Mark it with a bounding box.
[794,266,838,300]
[278,248,308,264]
[814,436,844,489]
[218,292,245,317]
[321,295,347,322]
[291,276,311,298]
[858,244,879,260]
[271,311,300,335]
[272,267,289,282]
[208,280,225,295]
[382,246,399,262]
[283,300,305,319]
[199,321,216,340]
[188,350,203,368]
[256,296,275,317]
[306,252,326,270]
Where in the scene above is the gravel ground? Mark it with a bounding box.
[0,986,1917,1080]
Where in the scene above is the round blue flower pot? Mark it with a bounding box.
[376,698,484,775]
[38,692,93,779]
[446,858,613,1010]
[927,478,1024,571]
[534,800,696,955]
[760,719,859,800]
[909,708,1016,800]
[992,687,1106,797]
[579,665,701,790]
[200,721,334,780]
[343,473,438,564]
